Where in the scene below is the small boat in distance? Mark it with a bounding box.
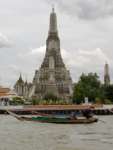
[7,110,98,124]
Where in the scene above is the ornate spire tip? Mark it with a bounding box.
[52,4,55,12]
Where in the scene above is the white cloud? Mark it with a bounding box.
[45,0,113,20]
[30,45,46,55]
[60,47,111,82]
[0,33,12,48]
[62,48,109,67]
[18,46,46,59]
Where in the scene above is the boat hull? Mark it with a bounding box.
[16,116,98,124]
[7,110,98,124]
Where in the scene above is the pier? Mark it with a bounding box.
[0,104,113,115]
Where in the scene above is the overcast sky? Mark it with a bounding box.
[0,0,113,87]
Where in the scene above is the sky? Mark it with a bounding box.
[0,0,113,87]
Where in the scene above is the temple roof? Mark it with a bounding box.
[16,74,24,85]
[0,87,11,97]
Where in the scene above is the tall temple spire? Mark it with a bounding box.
[30,8,73,101]
[44,7,64,68]
[49,6,58,35]
[104,62,110,86]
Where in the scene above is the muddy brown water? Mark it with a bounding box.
[0,115,113,150]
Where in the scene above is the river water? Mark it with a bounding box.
[0,115,113,150]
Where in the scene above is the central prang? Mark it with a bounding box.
[32,8,73,101]
[14,7,73,102]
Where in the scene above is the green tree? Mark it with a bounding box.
[104,84,113,102]
[73,73,101,104]
[44,93,58,101]
[32,99,40,105]
[11,97,24,105]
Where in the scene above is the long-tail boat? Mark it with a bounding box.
[7,110,98,124]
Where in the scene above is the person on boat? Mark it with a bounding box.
[82,109,93,119]
[70,111,77,119]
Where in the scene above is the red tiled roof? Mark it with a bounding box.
[0,93,8,96]
[0,87,11,97]
[0,88,10,93]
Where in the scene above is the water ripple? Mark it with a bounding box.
[0,115,113,150]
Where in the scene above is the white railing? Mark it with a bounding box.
[0,105,24,110]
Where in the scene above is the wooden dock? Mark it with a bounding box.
[0,104,113,115]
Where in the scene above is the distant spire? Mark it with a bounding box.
[25,75,28,84]
[19,73,22,80]
[18,73,24,84]
[104,62,110,86]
